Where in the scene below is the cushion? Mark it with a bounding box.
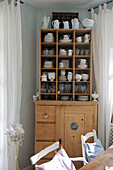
[84,138,104,162]
[35,147,75,170]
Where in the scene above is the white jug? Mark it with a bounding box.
[41,15,50,29]
[63,21,69,29]
[84,34,90,42]
[71,18,79,29]
[52,20,60,29]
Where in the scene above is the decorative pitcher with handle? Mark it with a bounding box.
[41,15,50,29]
[52,20,60,29]
[63,21,69,29]
[71,18,79,29]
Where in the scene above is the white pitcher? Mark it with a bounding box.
[41,15,50,29]
[52,20,60,29]
[63,21,69,29]
[71,18,79,29]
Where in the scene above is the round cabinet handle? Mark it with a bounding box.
[44,114,49,119]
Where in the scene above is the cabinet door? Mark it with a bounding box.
[65,113,84,157]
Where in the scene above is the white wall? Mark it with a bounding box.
[18,5,91,169]
[18,3,37,169]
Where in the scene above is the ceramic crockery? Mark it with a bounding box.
[68,72,73,81]
[41,73,47,81]
[81,74,89,81]
[75,74,82,81]
[84,34,90,43]
[63,21,69,29]
[63,34,70,40]
[59,61,64,68]
[68,49,73,56]
[76,36,82,42]
[71,18,79,29]
[52,20,60,29]
[48,72,55,81]
[41,15,50,29]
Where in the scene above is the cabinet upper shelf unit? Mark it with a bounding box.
[39,29,92,101]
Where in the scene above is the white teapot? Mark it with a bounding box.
[41,15,50,29]
[79,59,86,65]
[52,20,60,29]
[63,21,69,29]
[71,18,79,29]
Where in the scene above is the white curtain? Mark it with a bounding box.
[91,4,113,148]
[0,0,22,169]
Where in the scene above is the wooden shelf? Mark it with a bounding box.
[39,29,92,101]
[58,93,73,95]
[75,68,90,70]
[41,93,56,95]
[58,68,73,70]
[75,42,90,45]
[75,55,90,58]
[41,68,56,70]
[58,42,73,45]
[75,81,90,83]
[41,55,56,58]
[58,81,73,82]
[41,81,56,83]
[41,42,56,47]
[58,55,73,58]
[75,94,90,95]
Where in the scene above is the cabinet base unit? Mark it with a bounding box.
[34,101,98,169]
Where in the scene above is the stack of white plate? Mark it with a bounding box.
[43,61,53,68]
[77,96,88,101]
[59,49,67,55]
[77,64,88,68]
[44,33,54,42]
[60,96,69,101]
[59,39,72,43]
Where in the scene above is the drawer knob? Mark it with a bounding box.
[44,114,48,119]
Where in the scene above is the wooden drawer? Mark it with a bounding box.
[35,142,55,159]
[36,106,56,123]
[36,124,55,141]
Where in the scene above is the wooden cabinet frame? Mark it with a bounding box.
[39,29,92,101]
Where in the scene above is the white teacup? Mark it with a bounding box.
[76,37,82,42]
[59,62,64,68]
[63,35,70,40]
[68,49,73,56]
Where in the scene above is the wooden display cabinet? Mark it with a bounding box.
[39,29,92,101]
[34,28,98,169]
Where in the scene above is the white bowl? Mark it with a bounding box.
[81,74,89,81]
[92,93,99,101]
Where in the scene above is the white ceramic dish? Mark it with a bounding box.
[77,64,88,68]
[59,39,72,43]
[60,96,69,100]
[77,96,89,101]
[59,52,67,55]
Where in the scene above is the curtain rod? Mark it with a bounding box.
[15,0,24,4]
[88,0,113,11]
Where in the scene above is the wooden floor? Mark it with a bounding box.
[79,145,113,170]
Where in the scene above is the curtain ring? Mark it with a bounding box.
[91,8,94,19]
[104,3,107,10]
[99,5,102,12]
